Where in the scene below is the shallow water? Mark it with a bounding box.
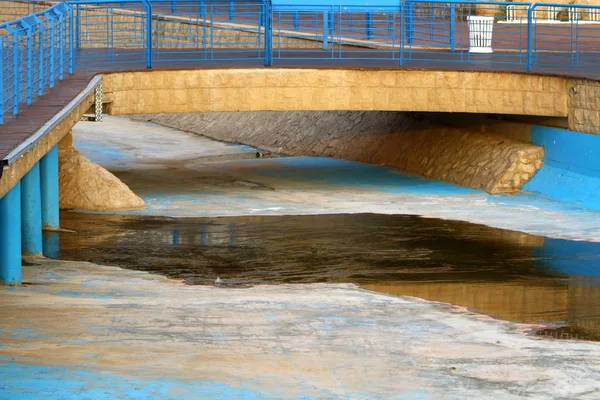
[50,211,600,340]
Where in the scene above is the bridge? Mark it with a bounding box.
[0,0,600,285]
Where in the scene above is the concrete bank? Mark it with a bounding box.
[131,111,544,194]
[72,116,600,241]
[1,257,599,399]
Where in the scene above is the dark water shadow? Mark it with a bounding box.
[49,211,600,340]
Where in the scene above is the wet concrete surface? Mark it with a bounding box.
[2,258,600,399]
[4,116,600,398]
[51,211,600,341]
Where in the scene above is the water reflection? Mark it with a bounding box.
[51,212,600,338]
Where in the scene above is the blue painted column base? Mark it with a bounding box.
[40,145,60,229]
[21,162,43,255]
[0,183,22,285]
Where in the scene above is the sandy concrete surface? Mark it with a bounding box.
[2,116,599,399]
[73,116,600,241]
[1,258,600,399]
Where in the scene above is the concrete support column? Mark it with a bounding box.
[40,145,60,229]
[21,162,43,255]
[0,182,22,285]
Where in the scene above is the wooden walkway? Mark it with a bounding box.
[0,51,598,166]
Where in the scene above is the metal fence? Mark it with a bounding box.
[1,0,600,124]
[0,2,72,124]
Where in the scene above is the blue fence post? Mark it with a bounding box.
[38,19,44,96]
[171,0,176,14]
[406,1,413,46]
[229,1,234,21]
[40,145,59,230]
[293,11,299,30]
[11,28,19,116]
[527,4,534,72]
[21,162,43,255]
[143,0,152,68]
[0,39,3,125]
[366,11,373,40]
[323,11,329,50]
[68,5,74,74]
[75,3,80,52]
[49,14,55,87]
[263,0,272,66]
[26,23,33,106]
[0,183,22,285]
[449,2,455,52]
[400,4,404,66]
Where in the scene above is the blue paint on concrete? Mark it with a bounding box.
[0,182,22,285]
[40,145,60,230]
[21,163,43,255]
[0,363,292,400]
[256,157,477,195]
[525,126,600,211]
[76,140,129,168]
[7,328,39,339]
[56,290,114,299]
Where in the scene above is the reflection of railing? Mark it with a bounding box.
[1,1,600,124]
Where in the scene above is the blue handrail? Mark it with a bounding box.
[1,0,600,125]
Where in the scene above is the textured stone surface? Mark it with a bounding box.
[132,111,544,194]
[101,69,569,117]
[569,79,600,135]
[59,149,145,211]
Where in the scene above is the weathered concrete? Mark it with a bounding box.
[72,116,600,241]
[59,148,145,211]
[0,257,599,399]
[131,111,544,193]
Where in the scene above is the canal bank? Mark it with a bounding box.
[1,257,600,399]
[2,116,600,398]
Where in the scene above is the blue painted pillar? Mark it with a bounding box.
[0,183,22,285]
[40,145,59,229]
[21,163,43,255]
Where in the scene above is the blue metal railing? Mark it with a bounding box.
[1,1,600,125]
[0,2,72,124]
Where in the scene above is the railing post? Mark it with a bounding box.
[450,2,455,52]
[406,1,413,46]
[143,0,152,68]
[323,11,328,50]
[38,20,44,96]
[263,0,272,66]
[68,5,74,73]
[366,11,372,40]
[26,25,33,105]
[12,30,19,116]
[400,5,404,66]
[527,4,534,72]
[229,0,234,21]
[49,14,55,87]
[75,3,80,52]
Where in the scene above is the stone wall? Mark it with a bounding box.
[101,69,569,117]
[131,111,544,194]
[568,79,600,135]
